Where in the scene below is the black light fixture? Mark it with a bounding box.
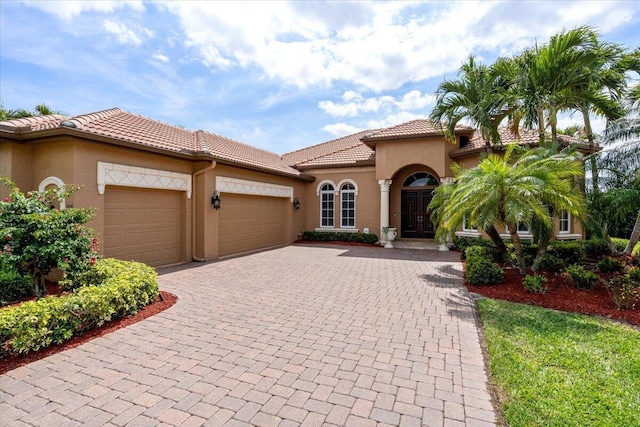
[293,198,301,210]
[211,191,221,210]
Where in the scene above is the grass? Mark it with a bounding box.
[477,299,640,427]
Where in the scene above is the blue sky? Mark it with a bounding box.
[1,1,639,154]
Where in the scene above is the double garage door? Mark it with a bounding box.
[103,187,183,266]
[103,187,287,265]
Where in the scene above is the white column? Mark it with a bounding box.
[378,179,392,242]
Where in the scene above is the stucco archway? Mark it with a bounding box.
[389,165,440,239]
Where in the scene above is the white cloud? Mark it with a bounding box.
[318,90,434,118]
[152,53,169,63]
[103,20,142,46]
[21,0,144,21]
[162,1,637,91]
[322,123,363,137]
[366,112,427,129]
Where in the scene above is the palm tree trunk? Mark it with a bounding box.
[624,210,640,256]
[485,225,508,262]
[581,104,600,194]
[538,107,546,145]
[549,106,558,145]
[532,229,552,271]
[508,224,527,274]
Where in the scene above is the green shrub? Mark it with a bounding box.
[583,239,612,257]
[611,237,640,255]
[628,266,640,283]
[457,238,495,260]
[548,241,586,265]
[565,264,599,290]
[523,274,548,294]
[465,245,494,260]
[466,257,504,285]
[300,231,378,244]
[0,266,32,306]
[605,276,640,310]
[597,256,621,273]
[0,259,158,357]
[538,254,566,274]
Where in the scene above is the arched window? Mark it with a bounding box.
[340,183,356,228]
[402,172,439,187]
[320,183,335,227]
[38,176,66,209]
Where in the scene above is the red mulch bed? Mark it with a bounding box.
[1,284,177,375]
[464,262,640,327]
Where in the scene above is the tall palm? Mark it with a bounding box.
[430,145,585,273]
[430,56,511,149]
[597,106,640,255]
[501,26,601,146]
[0,103,64,121]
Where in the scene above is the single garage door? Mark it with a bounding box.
[103,187,183,266]
[219,194,287,257]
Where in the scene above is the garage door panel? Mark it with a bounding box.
[219,194,287,257]
[104,187,183,266]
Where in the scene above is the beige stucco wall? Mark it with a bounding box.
[300,167,379,236]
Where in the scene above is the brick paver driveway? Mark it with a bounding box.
[1,244,497,426]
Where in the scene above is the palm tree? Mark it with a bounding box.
[502,26,601,146]
[429,56,511,149]
[430,145,585,273]
[0,103,64,121]
[597,109,640,256]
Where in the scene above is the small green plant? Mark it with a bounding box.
[454,237,494,258]
[597,256,621,273]
[538,254,566,274]
[605,276,640,310]
[565,264,599,290]
[466,257,504,285]
[627,266,640,283]
[523,274,548,294]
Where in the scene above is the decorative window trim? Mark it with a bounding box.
[38,176,66,209]
[314,228,359,233]
[216,176,293,201]
[336,179,359,196]
[558,210,571,234]
[340,182,356,229]
[319,183,335,228]
[462,216,477,232]
[97,162,192,198]
[316,180,337,196]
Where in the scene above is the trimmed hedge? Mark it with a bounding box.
[0,267,32,306]
[301,231,379,244]
[0,258,158,357]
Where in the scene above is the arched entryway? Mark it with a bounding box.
[400,172,439,238]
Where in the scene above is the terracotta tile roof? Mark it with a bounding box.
[0,114,66,132]
[450,127,588,156]
[362,120,473,142]
[0,108,304,178]
[295,143,376,169]
[283,129,376,167]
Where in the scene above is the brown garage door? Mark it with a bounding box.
[219,194,287,257]
[103,187,183,266]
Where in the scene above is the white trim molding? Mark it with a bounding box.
[314,228,359,233]
[38,176,66,209]
[336,179,359,196]
[316,180,337,196]
[216,176,293,201]
[97,162,192,198]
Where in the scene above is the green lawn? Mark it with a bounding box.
[477,299,640,427]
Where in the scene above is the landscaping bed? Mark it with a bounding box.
[466,263,640,327]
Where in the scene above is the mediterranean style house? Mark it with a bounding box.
[0,108,585,266]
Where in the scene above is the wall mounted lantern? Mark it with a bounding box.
[211,191,221,210]
[293,198,301,210]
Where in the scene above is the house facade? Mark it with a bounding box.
[0,108,585,266]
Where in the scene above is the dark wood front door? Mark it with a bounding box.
[401,189,435,238]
